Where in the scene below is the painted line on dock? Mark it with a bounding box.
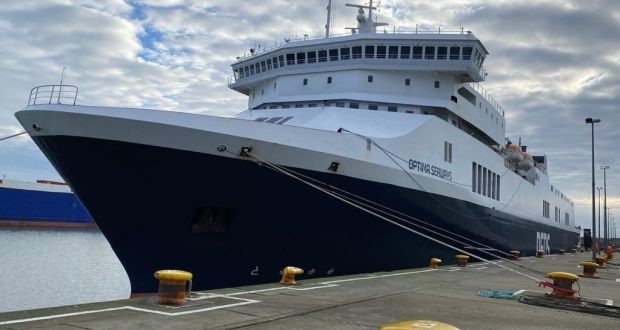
[0,296,261,326]
[0,268,449,325]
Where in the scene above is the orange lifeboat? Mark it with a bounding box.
[518,152,534,170]
[506,144,524,162]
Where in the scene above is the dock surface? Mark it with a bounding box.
[1,253,619,329]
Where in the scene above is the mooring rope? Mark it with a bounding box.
[0,130,29,142]
[237,149,549,277]
[339,128,526,220]
[242,150,545,283]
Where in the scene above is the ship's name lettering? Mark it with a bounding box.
[408,159,452,181]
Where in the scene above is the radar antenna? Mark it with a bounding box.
[345,0,388,34]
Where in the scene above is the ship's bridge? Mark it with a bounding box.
[226,1,505,147]
[228,31,488,94]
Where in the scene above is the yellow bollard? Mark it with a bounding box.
[429,258,442,269]
[595,255,607,269]
[455,255,469,267]
[544,272,579,301]
[280,266,304,285]
[154,270,193,305]
[606,246,614,260]
[578,262,600,279]
[536,250,544,258]
[380,320,459,330]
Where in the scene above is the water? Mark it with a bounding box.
[0,228,130,313]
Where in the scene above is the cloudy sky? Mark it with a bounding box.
[0,0,618,231]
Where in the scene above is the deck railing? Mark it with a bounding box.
[28,85,78,106]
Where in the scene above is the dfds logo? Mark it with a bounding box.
[536,232,550,255]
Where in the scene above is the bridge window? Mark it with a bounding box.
[308,51,317,63]
[400,46,411,59]
[296,52,305,64]
[266,59,272,70]
[327,76,332,84]
[377,46,386,59]
[368,104,378,110]
[425,46,435,60]
[412,46,423,59]
[352,46,362,59]
[303,78,308,85]
[365,45,375,58]
[286,53,295,65]
[388,46,398,59]
[405,78,411,86]
[295,104,304,108]
[318,50,327,62]
[349,102,359,109]
[278,55,285,67]
[388,105,397,112]
[254,63,260,74]
[329,49,339,61]
[543,201,549,218]
[261,60,267,72]
[244,66,249,77]
[336,102,345,107]
[250,65,255,75]
[434,81,440,88]
[462,47,473,60]
[368,75,373,83]
[437,47,447,60]
[272,57,278,69]
[450,47,460,60]
[340,47,350,60]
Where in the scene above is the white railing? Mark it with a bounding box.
[466,82,505,117]
[235,29,473,62]
[28,85,78,106]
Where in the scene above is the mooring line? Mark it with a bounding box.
[240,149,547,277]
[243,151,543,283]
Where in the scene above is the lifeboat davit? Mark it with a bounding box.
[518,153,534,171]
[506,144,524,162]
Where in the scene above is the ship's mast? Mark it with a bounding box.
[325,0,332,38]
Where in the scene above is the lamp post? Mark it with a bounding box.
[586,117,600,261]
[601,165,609,247]
[597,186,603,251]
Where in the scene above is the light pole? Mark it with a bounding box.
[601,165,609,247]
[597,186,603,251]
[586,117,601,261]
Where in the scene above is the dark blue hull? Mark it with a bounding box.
[0,185,92,227]
[33,135,579,293]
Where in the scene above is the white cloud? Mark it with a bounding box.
[0,0,619,229]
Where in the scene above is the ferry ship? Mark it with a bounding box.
[15,1,579,292]
[0,179,93,228]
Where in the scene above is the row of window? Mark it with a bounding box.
[542,200,570,225]
[471,162,500,201]
[253,101,410,113]
[233,45,484,80]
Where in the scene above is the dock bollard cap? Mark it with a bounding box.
[380,320,459,330]
[154,270,193,281]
